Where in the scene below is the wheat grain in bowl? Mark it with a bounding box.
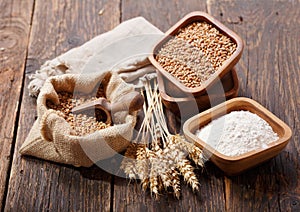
[46,91,110,136]
[155,21,237,88]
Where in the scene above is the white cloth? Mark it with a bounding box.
[28,17,163,96]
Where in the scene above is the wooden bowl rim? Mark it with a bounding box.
[149,11,244,96]
[183,97,292,162]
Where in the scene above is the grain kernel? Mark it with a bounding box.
[46,91,110,136]
[156,21,236,88]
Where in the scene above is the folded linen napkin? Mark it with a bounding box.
[28,17,164,96]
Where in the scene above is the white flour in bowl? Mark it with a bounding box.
[195,111,279,156]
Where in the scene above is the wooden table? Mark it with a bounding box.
[1,0,299,211]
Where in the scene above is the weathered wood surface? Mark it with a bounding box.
[3,0,120,211]
[0,0,34,209]
[0,0,299,211]
[208,0,300,211]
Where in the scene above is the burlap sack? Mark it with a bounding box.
[28,17,163,96]
[20,72,137,167]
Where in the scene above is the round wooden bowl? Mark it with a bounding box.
[183,97,292,176]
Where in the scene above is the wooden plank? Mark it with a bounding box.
[0,0,34,210]
[4,0,120,211]
[113,1,227,211]
[121,0,210,32]
[114,165,227,211]
[208,0,300,211]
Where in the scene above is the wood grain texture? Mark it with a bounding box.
[112,1,227,211]
[0,0,34,210]
[121,0,210,32]
[113,178,195,211]
[4,0,120,211]
[2,0,300,211]
[114,166,226,212]
[208,0,300,211]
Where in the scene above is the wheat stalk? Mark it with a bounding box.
[121,76,205,199]
[120,143,138,179]
[177,159,200,191]
[171,168,181,199]
[136,145,148,181]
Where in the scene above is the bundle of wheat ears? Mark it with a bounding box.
[121,75,205,199]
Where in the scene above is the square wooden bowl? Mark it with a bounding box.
[149,11,243,97]
[183,97,292,175]
[159,67,239,119]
